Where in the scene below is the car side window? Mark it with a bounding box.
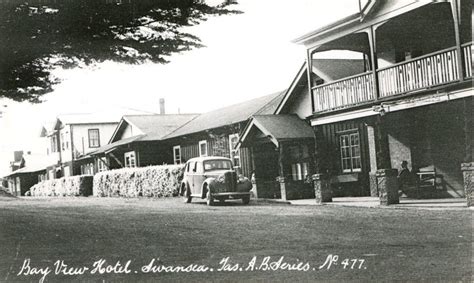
[196,162,205,174]
[193,161,198,173]
[187,162,193,173]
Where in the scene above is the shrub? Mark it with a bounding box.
[29,175,93,197]
[93,164,184,198]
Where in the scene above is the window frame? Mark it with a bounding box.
[198,140,207,157]
[173,145,182,164]
[291,162,309,181]
[51,135,58,153]
[88,128,100,148]
[124,151,137,168]
[97,159,108,172]
[228,133,241,168]
[61,132,65,151]
[339,131,362,173]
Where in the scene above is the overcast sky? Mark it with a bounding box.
[0,0,359,176]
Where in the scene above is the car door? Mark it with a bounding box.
[183,161,192,193]
[193,161,206,196]
[190,161,198,195]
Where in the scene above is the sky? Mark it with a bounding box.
[0,0,359,176]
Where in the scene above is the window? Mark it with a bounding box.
[173,146,181,164]
[51,135,58,153]
[88,129,100,148]
[291,162,309,181]
[199,140,207,157]
[203,160,233,172]
[61,133,65,150]
[98,159,108,172]
[65,131,69,150]
[340,132,362,173]
[124,151,136,168]
[228,134,240,168]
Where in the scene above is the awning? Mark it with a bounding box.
[237,114,315,149]
[89,134,145,156]
[4,165,46,178]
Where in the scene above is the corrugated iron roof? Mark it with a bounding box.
[164,91,285,139]
[123,114,199,141]
[251,114,314,140]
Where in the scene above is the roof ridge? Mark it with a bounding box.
[253,90,286,115]
[123,113,199,117]
[161,114,201,139]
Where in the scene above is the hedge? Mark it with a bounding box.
[29,175,93,197]
[93,164,184,198]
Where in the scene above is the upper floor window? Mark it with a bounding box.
[88,129,100,148]
[51,135,58,153]
[228,134,240,168]
[61,133,65,150]
[340,132,362,173]
[173,146,181,164]
[199,140,207,157]
[124,151,136,168]
[60,132,69,151]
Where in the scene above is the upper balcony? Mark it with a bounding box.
[306,1,472,114]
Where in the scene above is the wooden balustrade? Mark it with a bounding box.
[312,47,472,113]
[462,43,472,78]
[312,72,374,112]
[377,47,459,98]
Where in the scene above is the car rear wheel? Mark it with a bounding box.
[206,191,214,206]
[242,195,250,205]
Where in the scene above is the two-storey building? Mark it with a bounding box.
[41,114,120,179]
[239,0,472,202]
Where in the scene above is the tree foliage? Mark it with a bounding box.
[0,0,240,102]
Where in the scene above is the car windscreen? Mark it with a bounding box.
[203,160,233,171]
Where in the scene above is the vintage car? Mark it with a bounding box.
[180,156,252,205]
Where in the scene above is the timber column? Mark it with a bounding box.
[312,174,332,204]
[277,176,287,201]
[278,143,288,201]
[462,97,473,206]
[375,114,399,205]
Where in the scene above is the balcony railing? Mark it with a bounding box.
[377,47,459,98]
[462,42,472,78]
[312,72,374,112]
[312,46,472,113]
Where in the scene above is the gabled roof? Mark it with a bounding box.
[237,114,315,149]
[275,59,366,116]
[275,63,308,115]
[123,114,199,141]
[164,91,285,139]
[109,114,199,143]
[293,1,432,47]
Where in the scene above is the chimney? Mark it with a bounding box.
[13,151,23,162]
[159,98,165,115]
